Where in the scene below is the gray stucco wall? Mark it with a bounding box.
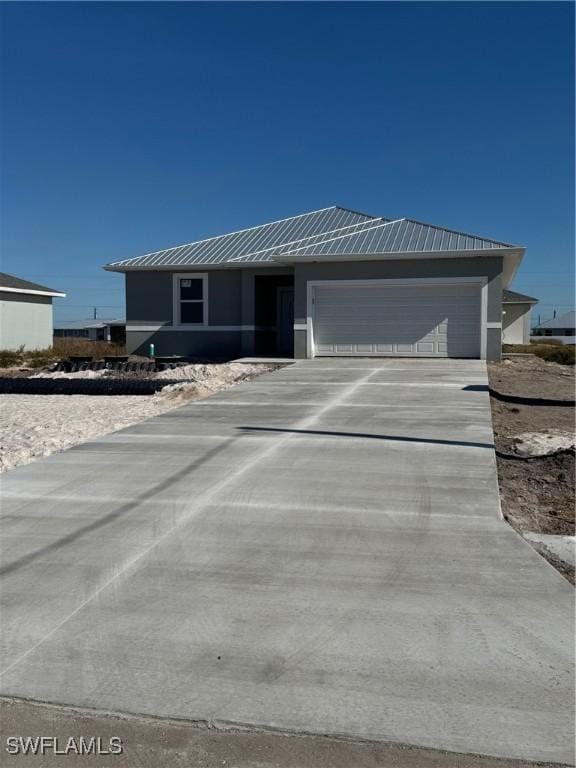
[0,292,54,350]
[125,268,289,357]
[126,330,243,360]
[293,256,503,361]
[124,258,504,360]
[126,270,243,326]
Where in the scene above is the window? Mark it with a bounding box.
[173,273,208,326]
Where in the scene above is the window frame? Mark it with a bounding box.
[172,273,209,327]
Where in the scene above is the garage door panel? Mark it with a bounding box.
[313,283,481,358]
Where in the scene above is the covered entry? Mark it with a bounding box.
[309,279,484,358]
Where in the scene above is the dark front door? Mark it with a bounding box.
[277,287,294,357]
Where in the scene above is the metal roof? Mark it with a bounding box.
[54,318,125,330]
[105,207,376,270]
[535,310,575,330]
[266,218,515,261]
[0,272,65,296]
[104,206,521,272]
[503,289,538,304]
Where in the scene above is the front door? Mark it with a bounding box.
[277,287,295,357]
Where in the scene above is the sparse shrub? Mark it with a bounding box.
[533,344,575,366]
[0,341,127,369]
[502,342,575,365]
[25,348,59,368]
[0,349,24,368]
[52,339,127,359]
[530,338,563,346]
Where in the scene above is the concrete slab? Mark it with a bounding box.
[0,359,573,765]
[524,533,575,568]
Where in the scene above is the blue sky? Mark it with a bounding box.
[1,1,573,324]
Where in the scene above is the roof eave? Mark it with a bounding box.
[503,297,538,305]
[271,246,524,266]
[0,285,66,298]
[103,261,292,273]
[104,246,526,277]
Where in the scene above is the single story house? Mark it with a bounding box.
[501,289,538,345]
[532,311,575,345]
[104,206,528,362]
[0,272,66,350]
[54,318,126,344]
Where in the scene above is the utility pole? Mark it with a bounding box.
[93,307,98,319]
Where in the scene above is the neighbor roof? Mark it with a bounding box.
[503,289,538,304]
[0,272,65,297]
[535,310,575,330]
[54,318,125,330]
[104,206,522,272]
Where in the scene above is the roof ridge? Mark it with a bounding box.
[402,218,517,248]
[332,205,380,220]
[276,218,403,255]
[228,217,388,263]
[107,206,341,266]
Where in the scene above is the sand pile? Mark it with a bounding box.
[0,363,277,472]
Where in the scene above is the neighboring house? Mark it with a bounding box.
[532,311,576,345]
[104,206,528,361]
[502,289,538,345]
[54,318,126,344]
[0,272,66,350]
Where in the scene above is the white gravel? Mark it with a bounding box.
[512,430,575,457]
[0,363,276,473]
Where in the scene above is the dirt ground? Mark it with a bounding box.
[0,699,557,768]
[488,356,574,582]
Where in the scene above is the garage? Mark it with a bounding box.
[311,280,483,358]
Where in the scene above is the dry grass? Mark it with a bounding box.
[0,340,127,368]
[52,338,127,359]
[503,342,575,366]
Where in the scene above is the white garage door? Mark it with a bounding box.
[313,282,482,358]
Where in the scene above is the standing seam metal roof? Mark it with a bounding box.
[104,206,520,271]
[106,207,376,269]
[265,218,515,260]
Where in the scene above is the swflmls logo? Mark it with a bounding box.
[5,736,123,755]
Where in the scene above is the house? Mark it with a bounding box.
[502,289,538,345]
[0,272,66,350]
[54,318,126,344]
[532,310,575,345]
[104,206,528,362]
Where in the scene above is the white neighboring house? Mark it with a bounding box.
[532,310,575,345]
[501,289,539,344]
[0,272,66,350]
[53,318,126,344]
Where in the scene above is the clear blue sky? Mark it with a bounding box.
[1,1,573,324]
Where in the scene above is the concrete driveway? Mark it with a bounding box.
[1,360,573,765]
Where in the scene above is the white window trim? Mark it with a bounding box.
[172,273,208,327]
[305,276,489,360]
